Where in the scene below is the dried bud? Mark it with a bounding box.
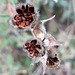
[46,47,60,68]
[24,39,43,57]
[33,21,45,41]
[33,15,55,41]
[43,34,61,49]
[9,3,38,29]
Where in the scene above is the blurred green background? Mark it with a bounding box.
[0,0,75,75]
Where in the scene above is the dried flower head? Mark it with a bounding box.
[24,39,43,57]
[46,56,59,68]
[46,47,60,68]
[10,3,38,29]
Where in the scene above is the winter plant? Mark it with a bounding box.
[9,0,61,75]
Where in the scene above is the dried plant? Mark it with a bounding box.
[9,0,61,75]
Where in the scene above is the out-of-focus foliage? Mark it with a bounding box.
[0,0,75,75]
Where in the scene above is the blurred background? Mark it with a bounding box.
[0,0,75,75]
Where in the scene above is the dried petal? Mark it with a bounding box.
[16,8,23,14]
[25,43,29,46]
[36,45,41,49]
[31,39,37,45]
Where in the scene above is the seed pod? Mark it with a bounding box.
[9,3,38,30]
[23,39,43,57]
[46,47,60,68]
[46,56,59,68]
[43,34,61,49]
[33,21,45,41]
[33,15,55,41]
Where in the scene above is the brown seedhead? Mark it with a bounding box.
[12,4,36,29]
[24,39,42,57]
[46,56,59,68]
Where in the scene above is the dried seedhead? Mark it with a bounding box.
[46,47,60,68]
[8,1,61,75]
[24,39,43,57]
[46,56,59,68]
[12,3,37,29]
